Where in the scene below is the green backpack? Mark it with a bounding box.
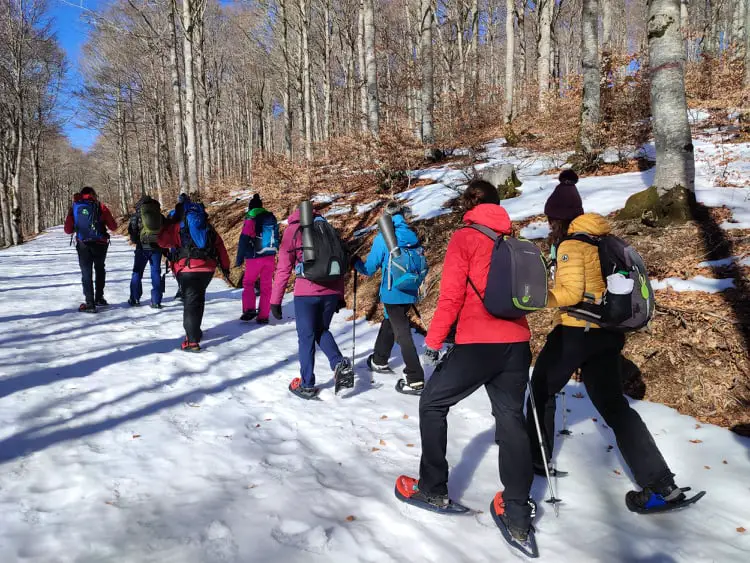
[139,197,163,246]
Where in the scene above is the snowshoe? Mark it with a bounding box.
[78,303,97,314]
[150,303,162,309]
[288,378,320,400]
[95,297,109,307]
[394,475,472,514]
[533,462,568,478]
[395,379,424,396]
[128,297,140,306]
[240,309,258,322]
[256,318,269,325]
[367,354,394,374]
[181,338,200,353]
[334,359,355,394]
[626,485,705,514]
[490,492,539,559]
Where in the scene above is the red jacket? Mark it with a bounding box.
[64,194,117,243]
[425,204,531,349]
[157,221,230,275]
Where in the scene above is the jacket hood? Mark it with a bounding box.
[391,214,420,246]
[463,203,512,234]
[246,207,268,219]
[568,213,611,237]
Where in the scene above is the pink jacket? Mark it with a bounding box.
[271,209,345,305]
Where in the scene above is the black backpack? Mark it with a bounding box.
[561,234,655,332]
[177,203,217,263]
[467,225,548,319]
[295,216,348,282]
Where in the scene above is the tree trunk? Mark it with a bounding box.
[31,139,41,234]
[357,2,368,133]
[504,0,514,123]
[10,119,23,245]
[364,0,379,136]
[538,0,554,110]
[323,0,332,145]
[578,0,601,158]
[194,16,211,183]
[419,0,434,145]
[649,0,694,194]
[745,0,750,87]
[181,0,200,193]
[170,2,187,191]
[472,0,480,97]
[280,0,293,158]
[299,0,313,160]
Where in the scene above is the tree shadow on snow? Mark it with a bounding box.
[0,356,292,464]
[0,307,74,324]
[0,282,82,293]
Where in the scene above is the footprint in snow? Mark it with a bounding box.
[271,519,331,554]
[200,520,239,563]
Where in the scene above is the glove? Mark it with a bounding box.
[422,346,440,367]
[271,304,283,320]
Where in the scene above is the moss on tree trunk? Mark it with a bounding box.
[617,185,694,226]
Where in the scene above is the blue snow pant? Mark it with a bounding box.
[293,294,344,388]
[130,247,163,305]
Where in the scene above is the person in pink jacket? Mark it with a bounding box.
[236,194,279,324]
[271,206,353,399]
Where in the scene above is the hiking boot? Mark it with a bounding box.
[256,318,269,325]
[240,309,258,322]
[288,377,319,400]
[150,303,162,309]
[95,298,108,307]
[395,476,450,508]
[181,338,200,353]
[334,358,355,390]
[367,354,394,374]
[396,379,424,395]
[174,290,183,301]
[491,492,535,542]
[78,302,97,314]
[128,297,140,306]
[626,483,685,512]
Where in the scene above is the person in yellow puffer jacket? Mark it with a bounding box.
[526,171,685,513]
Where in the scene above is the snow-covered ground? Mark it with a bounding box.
[0,229,748,562]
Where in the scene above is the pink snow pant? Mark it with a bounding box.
[243,255,275,320]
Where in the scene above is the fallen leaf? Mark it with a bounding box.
[246,484,257,489]
[592,418,598,422]
[704,466,711,470]
[689,439,703,444]
[371,447,380,452]
[379,439,387,446]
[403,414,409,419]
[695,424,702,429]
[737,527,746,533]
[345,515,356,522]
[606,445,614,452]
[132,434,141,439]
[255,424,261,428]
[613,470,621,475]
[265,418,272,421]
[380,415,388,420]
[406,443,415,448]
[105,501,117,506]
[572,392,584,399]
[723,460,728,464]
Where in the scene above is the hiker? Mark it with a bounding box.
[236,193,279,324]
[270,201,354,398]
[64,187,118,313]
[127,195,165,309]
[526,169,686,513]
[167,193,190,301]
[352,201,427,395]
[157,197,231,352]
[395,180,536,544]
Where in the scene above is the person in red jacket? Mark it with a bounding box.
[64,187,118,312]
[157,199,231,352]
[396,180,536,543]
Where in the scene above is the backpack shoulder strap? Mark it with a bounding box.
[566,232,599,246]
[467,224,499,241]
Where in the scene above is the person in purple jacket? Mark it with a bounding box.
[270,205,354,399]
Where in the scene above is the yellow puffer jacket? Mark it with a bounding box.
[549,213,611,328]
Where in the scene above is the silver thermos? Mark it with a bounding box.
[377,213,401,257]
[299,200,316,262]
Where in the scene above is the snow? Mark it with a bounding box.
[652,276,736,293]
[324,205,351,217]
[312,193,343,204]
[356,201,380,215]
[689,109,711,124]
[1,229,749,562]
[698,256,750,268]
[519,221,550,240]
[397,183,458,221]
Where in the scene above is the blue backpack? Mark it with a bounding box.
[72,200,104,242]
[178,202,216,261]
[253,212,279,257]
[387,244,428,297]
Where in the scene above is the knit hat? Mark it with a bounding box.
[544,171,584,221]
[177,193,189,204]
[248,193,263,211]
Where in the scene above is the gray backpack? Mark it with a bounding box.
[562,234,654,332]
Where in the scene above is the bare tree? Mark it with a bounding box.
[538,0,554,109]
[504,0,514,123]
[578,0,600,160]
[363,0,379,136]
[419,0,434,145]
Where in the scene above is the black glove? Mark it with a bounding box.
[422,346,440,367]
[271,304,283,320]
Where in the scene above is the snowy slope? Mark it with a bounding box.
[0,229,748,562]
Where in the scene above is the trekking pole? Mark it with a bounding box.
[352,272,358,368]
[527,381,562,516]
[558,391,572,436]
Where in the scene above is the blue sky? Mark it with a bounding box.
[50,0,102,152]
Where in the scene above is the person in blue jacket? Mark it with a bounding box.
[353,201,426,395]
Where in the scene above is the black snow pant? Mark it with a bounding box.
[419,342,533,524]
[77,241,108,305]
[526,325,674,490]
[178,271,214,343]
[373,303,424,383]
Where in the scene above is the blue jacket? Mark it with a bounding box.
[355,213,421,305]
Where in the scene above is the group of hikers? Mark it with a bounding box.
[63,171,698,557]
